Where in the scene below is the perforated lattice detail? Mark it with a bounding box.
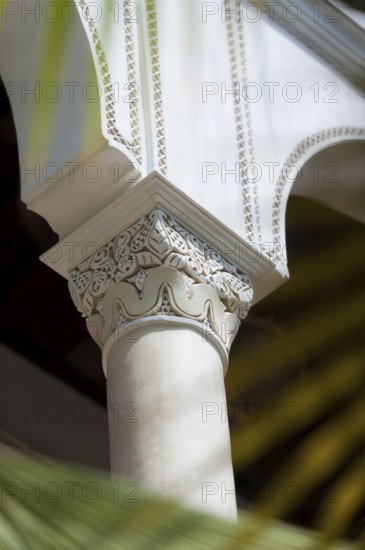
[146,0,168,176]
[225,1,260,243]
[78,0,142,164]
[271,127,365,262]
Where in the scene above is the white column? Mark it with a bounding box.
[68,207,253,520]
[106,317,236,519]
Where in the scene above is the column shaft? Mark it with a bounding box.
[106,319,236,519]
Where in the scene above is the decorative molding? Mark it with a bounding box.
[78,0,142,163]
[271,126,365,263]
[225,1,260,242]
[42,172,282,305]
[86,267,242,351]
[68,208,253,350]
[146,0,168,176]
[123,0,142,163]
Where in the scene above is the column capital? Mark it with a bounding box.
[41,173,283,300]
[68,208,253,360]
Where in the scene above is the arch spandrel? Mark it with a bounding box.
[1,0,365,297]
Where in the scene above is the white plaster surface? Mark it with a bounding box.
[106,320,237,520]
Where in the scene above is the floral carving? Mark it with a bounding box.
[69,209,252,320]
[68,209,253,350]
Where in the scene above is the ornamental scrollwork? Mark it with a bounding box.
[68,209,253,349]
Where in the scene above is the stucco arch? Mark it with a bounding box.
[271,127,365,265]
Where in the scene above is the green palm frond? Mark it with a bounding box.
[230,344,365,468]
[226,206,365,543]
[0,447,355,550]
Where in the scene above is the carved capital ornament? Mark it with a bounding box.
[68,209,253,354]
